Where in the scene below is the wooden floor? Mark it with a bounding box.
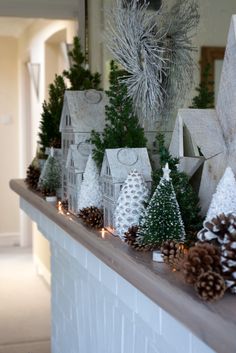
[0,246,51,353]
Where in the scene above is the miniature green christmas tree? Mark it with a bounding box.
[137,164,185,248]
[63,36,100,90]
[38,74,66,153]
[190,64,214,108]
[38,148,61,196]
[152,133,202,234]
[91,60,147,167]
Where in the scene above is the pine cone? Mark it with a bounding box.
[25,164,41,190]
[160,240,179,263]
[61,199,68,212]
[78,207,103,229]
[221,232,236,294]
[161,240,187,271]
[124,226,154,251]
[198,213,236,244]
[194,271,226,302]
[183,243,221,284]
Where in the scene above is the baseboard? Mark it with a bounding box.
[33,254,51,286]
[0,233,20,247]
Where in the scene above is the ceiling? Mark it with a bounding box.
[0,0,80,20]
[0,0,80,37]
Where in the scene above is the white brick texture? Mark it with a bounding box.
[20,200,216,353]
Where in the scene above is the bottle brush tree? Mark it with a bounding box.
[38,148,61,196]
[152,133,202,235]
[137,163,185,248]
[38,74,66,153]
[63,36,101,90]
[91,60,147,168]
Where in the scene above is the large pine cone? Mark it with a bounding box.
[124,226,154,251]
[221,232,236,294]
[198,213,236,244]
[78,207,103,229]
[25,164,40,190]
[194,271,226,302]
[183,243,221,284]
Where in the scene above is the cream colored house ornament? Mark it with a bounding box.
[169,15,236,216]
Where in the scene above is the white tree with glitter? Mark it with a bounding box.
[38,147,61,195]
[137,163,185,248]
[114,169,149,239]
[77,154,103,211]
[206,167,236,221]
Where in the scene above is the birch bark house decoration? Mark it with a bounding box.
[169,16,236,216]
[106,0,199,122]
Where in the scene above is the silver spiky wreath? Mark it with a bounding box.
[106,0,199,123]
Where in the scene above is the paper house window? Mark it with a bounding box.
[111,184,114,197]
[106,166,111,175]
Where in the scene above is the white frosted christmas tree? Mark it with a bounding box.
[38,147,61,196]
[206,167,236,221]
[77,154,103,211]
[137,163,185,248]
[114,169,149,239]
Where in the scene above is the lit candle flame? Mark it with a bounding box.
[57,201,62,212]
[101,228,105,239]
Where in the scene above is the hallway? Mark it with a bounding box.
[0,246,51,353]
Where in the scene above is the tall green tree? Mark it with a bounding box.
[137,164,185,248]
[190,64,214,108]
[91,60,147,168]
[63,36,100,90]
[38,74,66,152]
[152,134,202,234]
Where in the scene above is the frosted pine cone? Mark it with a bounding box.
[198,213,236,244]
[183,243,221,284]
[194,271,226,302]
[221,232,236,294]
[114,170,149,239]
[78,207,103,229]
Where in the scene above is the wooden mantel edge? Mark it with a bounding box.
[10,179,236,353]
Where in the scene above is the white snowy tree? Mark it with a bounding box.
[77,154,103,211]
[114,169,149,239]
[206,167,236,221]
[38,147,61,196]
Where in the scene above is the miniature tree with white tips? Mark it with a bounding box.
[38,147,61,196]
[206,167,236,221]
[137,163,185,248]
[114,169,149,239]
[77,154,103,211]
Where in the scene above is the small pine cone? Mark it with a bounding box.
[25,164,41,190]
[124,226,154,252]
[183,243,221,284]
[78,207,103,229]
[198,213,236,244]
[194,271,226,302]
[160,240,179,264]
[220,233,236,294]
[61,199,68,212]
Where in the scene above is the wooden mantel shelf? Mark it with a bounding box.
[10,179,236,353]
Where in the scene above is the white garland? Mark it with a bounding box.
[105,0,199,122]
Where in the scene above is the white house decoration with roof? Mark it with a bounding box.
[100,148,152,234]
[59,89,107,200]
[66,144,91,214]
